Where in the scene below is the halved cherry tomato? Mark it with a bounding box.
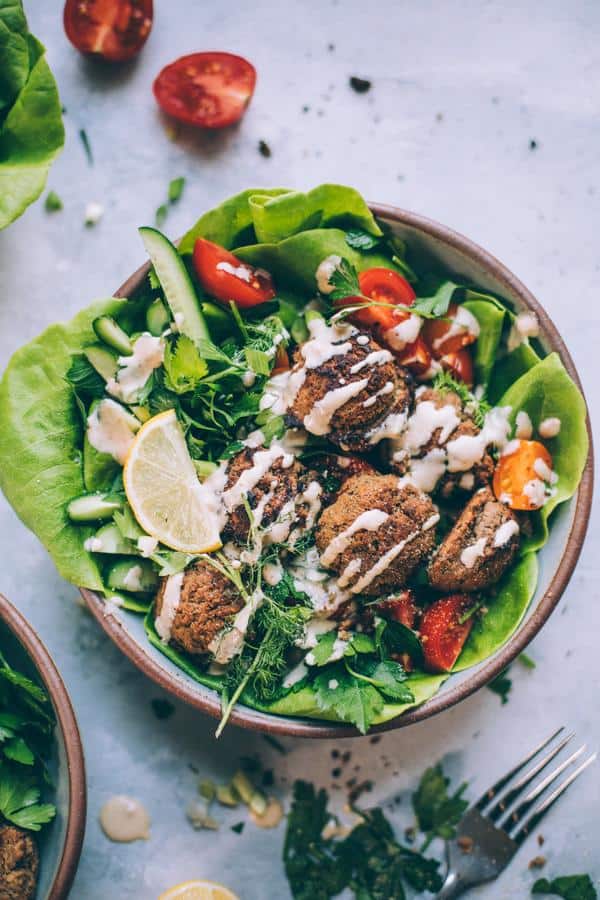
[192,238,275,308]
[440,348,474,386]
[378,589,419,629]
[420,594,475,673]
[153,52,256,129]
[422,303,479,359]
[493,439,554,510]
[63,0,153,62]
[271,346,290,375]
[395,336,432,376]
[335,268,416,333]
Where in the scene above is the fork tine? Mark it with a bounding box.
[484,730,574,821]
[512,752,597,845]
[499,743,587,830]
[475,727,564,811]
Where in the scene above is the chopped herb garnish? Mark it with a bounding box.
[519,651,536,669]
[168,176,186,203]
[328,258,362,301]
[532,874,597,900]
[345,228,380,251]
[349,76,372,93]
[79,128,93,165]
[488,668,512,704]
[231,821,245,834]
[412,763,468,850]
[411,281,460,318]
[258,140,272,158]
[155,203,168,228]
[44,190,62,212]
[262,734,287,755]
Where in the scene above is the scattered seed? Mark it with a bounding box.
[529,855,547,869]
[349,76,372,94]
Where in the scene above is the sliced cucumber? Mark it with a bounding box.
[130,405,151,423]
[67,493,122,522]
[146,298,170,336]
[93,316,133,356]
[193,460,218,478]
[106,558,159,593]
[88,523,136,555]
[103,589,152,614]
[84,344,118,381]
[139,227,209,343]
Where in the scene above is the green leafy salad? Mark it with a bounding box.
[0,0,64,229]
[0,184,588,734]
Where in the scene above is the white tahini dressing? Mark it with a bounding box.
[349,349,392,374]
[523,479,547,508]
[460,537,487,568]
[216,260,252,282]
[515,410,533,439]
[507,312,539,352]
[534,456,558,484]
[493,519,520,547]
[320,509,389,567]
[337,558,363,588]
[539,417,561,438]
[304,378,369,435]
[223,444,292,511]
[155,572,184,642]
[383,313,422,351]
[432,306,480,351]
[99,796,150,842]
[107,334,164,404]
[209,588,264,664]
[315,255,342,294]
[363,381,394,408]
[87,399,140,464]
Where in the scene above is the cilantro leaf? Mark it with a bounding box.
[0,765,56,831]
[532,875,597,900]
[345,228,380,251]
[488,667,512,704]
[328,258,361,301]
[163,334,209,394]
[412,763,468,848]
[3,736,35,765]
[308,632,337,667]
[376,618,424,666]
[411,281,461,318]
[314,664,383,734]
[351,658,414,703]
[9,802,57,831]
[168,176,186,203]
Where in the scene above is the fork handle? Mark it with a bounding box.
[436,871,469,900]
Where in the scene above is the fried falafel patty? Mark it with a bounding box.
[315,473,439,597]
[428,487,520,592]
[222,444,315,544]
[0,825,39,900]
[389,387,494,497]
[286,331,413,452]
[155,560,244,657]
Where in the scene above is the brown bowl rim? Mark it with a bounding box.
[0,593,87,897]
[82,202,594,738]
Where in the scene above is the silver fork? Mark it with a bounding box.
[436,727,596,899]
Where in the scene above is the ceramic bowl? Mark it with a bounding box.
[0,594,86,897]
[81,204,593,737]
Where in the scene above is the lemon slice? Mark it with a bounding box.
[123,409,222,553]
[158,881,239,900]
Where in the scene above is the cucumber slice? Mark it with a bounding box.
[193,460,218,478]
[84,344,118,381]
[88,523,136,555]
[130,405,151,423]
[103,590,152,613]
[146,298,170,336]
[67,493,122,522]
[106,558,159,593]
[139,227,209,343]
[93,316,133,356]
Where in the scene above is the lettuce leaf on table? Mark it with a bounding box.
[0,1,64,229]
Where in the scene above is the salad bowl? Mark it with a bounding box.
[76,200,593,737]
[0,594,86,897]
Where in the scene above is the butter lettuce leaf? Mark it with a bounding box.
[462,291,506,387]
[178,187,289,253]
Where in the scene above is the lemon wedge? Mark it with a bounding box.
[158,881,239,900]
[123,409,222,553]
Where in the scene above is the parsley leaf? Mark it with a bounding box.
[411,281,461,318]
[349,658,414,703]
[532,875,597,900]
[412,763,468,849]
[328,258,361,301]
[155,203,168,228]
[376,617,424,666]
[163,334,209,394]
[345,228,380,251]
[308,632,337,667]
[245,347,271,376]
[66,354,106,403]
[44,190,62,212]
[3,737,35,766]
[314,664,383,734]
[488,667,512,704]
[168,176,186,203]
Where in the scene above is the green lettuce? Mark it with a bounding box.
[0,1,65,229]
[462,291,506,387]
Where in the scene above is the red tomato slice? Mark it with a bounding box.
[378,589,419,629]
[271,346,290,375]
[63,0,153,62]
[334,268,416,334]
[440,348,474,386]
[153,52,256,129]
[192,238,275,308]
[395,336,432,376]
[421,303,479,358]
[420,594,475,673]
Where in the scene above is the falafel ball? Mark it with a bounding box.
[0,825,39,900]
[389,387,494,498]
[428,486,520,592]
[155,560,244,657]
[287,332,413,452]
[222,444,310,544]
[315,473,439,597]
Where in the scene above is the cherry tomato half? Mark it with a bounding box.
[192,238,275,308]
[421,303,479,359]
[335,267,416,334]
[271,346,290,375]
[493,439,554,510]
[153,52,256,129]
[440,348,474,386]
[63,0,153,62]
[395,336,432,376]
[420,594,475,673]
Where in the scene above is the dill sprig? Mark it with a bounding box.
[432,369,490,428]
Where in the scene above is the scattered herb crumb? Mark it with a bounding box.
[529,856,547,869]
[84,202,103,227]
[150,698,175,720]
[488,667,512,704]
[78,128,93,165]
[44,191,62,212]
[302,105,310,113]
[529,139,539,150]
[435,112,444,122]
[327,42,335,52]
[349,76,371,94]
[155,203,168,228]
[532,874,597,899]
[520,652,536,669]
[412,763,468,850]
[262,734,286,755]
[168,176,185,203]
[231,822,245,834]
[258,140,272,158]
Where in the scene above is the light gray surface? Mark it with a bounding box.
[0,1,598,897]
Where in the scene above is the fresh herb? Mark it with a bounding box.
[258,140,272,158]
[520,651,536,669]
[79,128,93,166]
[245,347,271,376]
[433,369,490,428]
[168,176,186,203]
[155,203,168,228]
[532,875,597,900]
[262,734,287,755]
[163,334,209,394]
[309,632,338,667]
[345,228,380,251]
[349,76,372,93]
[412,764,468,850]
[0,650,56,831]
[231,821,245,834]
[328,258,362,301]
[314,664,384,734]
[375,617,424,666]
[488,667,512,704]
[346,657,414,703]
[411,281,460,318]
[66,354,106,403]
[150,698,175,720]
[44,190,63,212]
